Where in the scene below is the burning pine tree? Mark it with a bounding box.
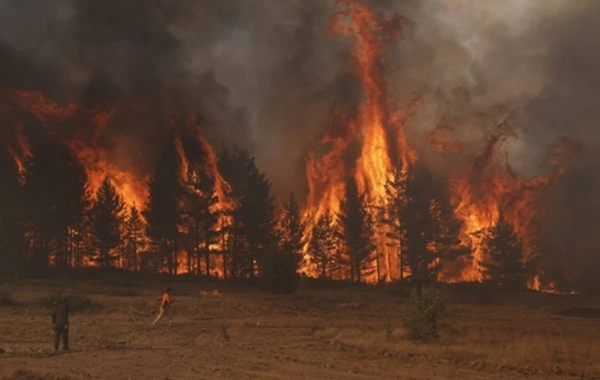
[0,0,582,293]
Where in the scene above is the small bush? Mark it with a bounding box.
[260,250,299,295]
[0,290,16,306]
[402,287,447,342]
[37,294,94,312]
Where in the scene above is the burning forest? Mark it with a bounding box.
[0,0,598,294]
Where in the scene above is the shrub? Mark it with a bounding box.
[260,249,299,294]
[37,294,94,312]
[402,287,447,342]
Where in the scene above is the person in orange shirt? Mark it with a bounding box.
[152,287,172,325]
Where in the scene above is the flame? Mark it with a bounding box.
[302,0,577,289]
[305,0,414,281]
[1,88,149,209]
[1,86,236,276]
[433,123,577,281]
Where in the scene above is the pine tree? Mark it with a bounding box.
[279,192,306,269]
[25,141,89,273]
[383,167,408,279]
[400,166,435,286]
[244,164,278,278]
[309,212,337,279]
[185,167,219,276]
[0,149,24,275]
[429,181,471,280]
[218,146,277,279]
[144,139,184,274]
[336,178,375,283]
[481,214,526,289]
[123,205,145,271]
[91,177,125,267]
[385,164,469,287]
[217,146,250,277]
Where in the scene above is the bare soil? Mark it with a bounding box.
[0,280,598,380]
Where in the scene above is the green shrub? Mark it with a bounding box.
[37,294,94,312]
[402,287,447,342]
[0,290,16,306]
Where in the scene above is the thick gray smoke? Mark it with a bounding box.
[1,0,599,286]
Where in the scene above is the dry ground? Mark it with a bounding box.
[0,278,599,380]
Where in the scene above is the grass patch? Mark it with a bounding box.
[105,289,139,297]
[320,299,600,378]
[37,294,95,312]
[93,277,137,288]
[86,287,139,297]
[0,290,16,306]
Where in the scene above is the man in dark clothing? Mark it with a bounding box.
[52,297,70,353]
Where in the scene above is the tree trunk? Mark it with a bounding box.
[204,227,210,277]
[376,251,381,283]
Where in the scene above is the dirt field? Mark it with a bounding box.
[0,279,598,380]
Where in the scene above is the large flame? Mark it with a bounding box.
[303,0,576,287]
[1,87,235,275]
[305,0,416,281]
[1,88,149,208]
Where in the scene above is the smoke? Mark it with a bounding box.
[1,0,599,281]
[379,0,600,285]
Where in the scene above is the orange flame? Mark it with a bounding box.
[302,0,577,289]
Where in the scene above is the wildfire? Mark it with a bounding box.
[0,0,582,291]
[1,87,150,209]
[0,85,236,276]
[305,0,415,281]
[303,0,577,287]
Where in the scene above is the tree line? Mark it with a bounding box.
[0,137,529,291]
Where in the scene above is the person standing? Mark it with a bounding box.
[152,287,172,325]
[52,297,70,353]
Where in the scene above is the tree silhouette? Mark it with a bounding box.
[217,146,250,277]
[336,178,375,283]
[386,165,468,287]
[144,139,184,274]
[0,150,24,275]
[25,141,89,273]
[481,214,526,289]
[123,204,145,271]
[309,212,337,279]
[279,192,306,269]
[218,146,277,278]
[90,177,125,267]
[383,167,408,279]
[243,161,278,278]
[429,180,471,280]
[184,167,219,276]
